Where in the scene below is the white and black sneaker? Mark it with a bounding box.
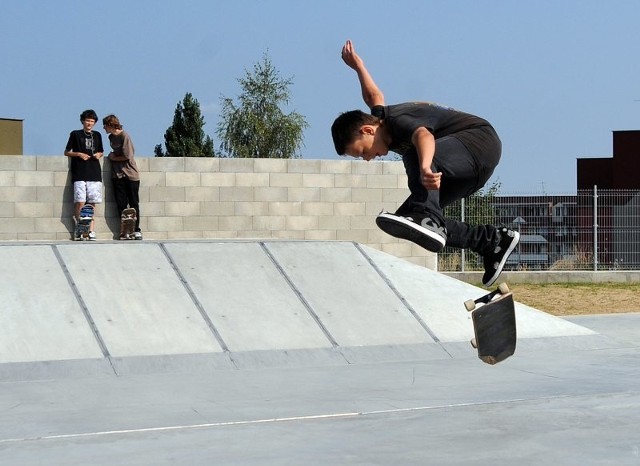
[376,211,447,253]
[482,227,520,286]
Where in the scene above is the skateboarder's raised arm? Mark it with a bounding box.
[412,127,441,190]
[341,40,385,110]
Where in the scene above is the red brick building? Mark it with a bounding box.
[577,130,640,190]
[576,130,640,269]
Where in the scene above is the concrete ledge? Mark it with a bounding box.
[338,343,450,365]
[111,353,236,376]
[230,348,348,370]
[445,270,640,284]
[0,358,115,382]
[0,332,627,382]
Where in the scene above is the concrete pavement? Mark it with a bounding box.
[0,240,638,465]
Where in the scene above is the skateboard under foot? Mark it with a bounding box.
[74,205,94,241]
[464,282,517,365]
[120,207,137,240]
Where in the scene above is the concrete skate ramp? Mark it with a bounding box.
[0,241,606,379]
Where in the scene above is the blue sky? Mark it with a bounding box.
[1,0,638,193]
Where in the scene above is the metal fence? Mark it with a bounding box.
[438,187,640,272]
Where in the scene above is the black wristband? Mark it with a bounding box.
[371,105,385,119]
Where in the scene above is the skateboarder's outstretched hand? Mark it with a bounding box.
[340,39,385,110]
[341,40,364,71]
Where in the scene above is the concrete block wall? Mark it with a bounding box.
[0,155,436,268]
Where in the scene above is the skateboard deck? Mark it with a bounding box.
[464,283,517,365]
[120,208,137,239]
[74,205,94,241]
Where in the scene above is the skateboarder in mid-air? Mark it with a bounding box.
[331,40,520,286]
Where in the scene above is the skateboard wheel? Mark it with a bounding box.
[498,282,510,294]
[464,299,476,312]
[470,338,477,349]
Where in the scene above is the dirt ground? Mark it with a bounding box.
[509,283,640,316]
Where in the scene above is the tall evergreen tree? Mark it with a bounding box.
[217,52,308,158]
[155,93,215,157]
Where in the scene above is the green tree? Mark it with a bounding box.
[155,92,215,157]
[439,180,502,272]
[443,180,502,227]
[217,52,308,158]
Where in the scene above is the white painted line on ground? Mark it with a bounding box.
[0,398,529,444]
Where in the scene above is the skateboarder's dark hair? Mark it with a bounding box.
[331,110,380,155]
[80,109,98,123]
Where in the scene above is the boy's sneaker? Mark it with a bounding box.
[376,211,447,253]
[482,227,520,286]
[133,231,143,240]
[88,231,97,241]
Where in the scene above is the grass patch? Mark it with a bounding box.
[507,283,640,316]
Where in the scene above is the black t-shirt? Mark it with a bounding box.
[377,102,494,159]
[65,130,104,182]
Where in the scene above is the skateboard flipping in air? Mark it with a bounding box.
[464,282,517,365]
[74,205,94,241]
[119,207,137,240]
